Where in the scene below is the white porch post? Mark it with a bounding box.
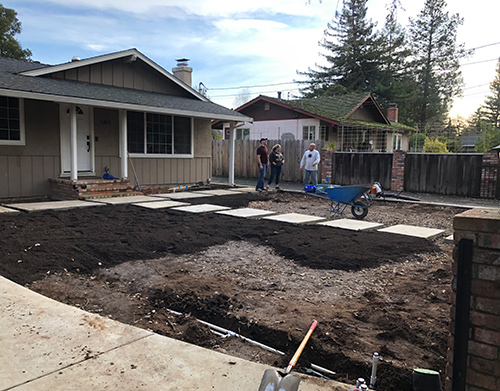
[228,121,235,186]
[119,109,128,180]
[69,104,78,182]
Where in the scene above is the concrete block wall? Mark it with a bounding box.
[447,209,500,391]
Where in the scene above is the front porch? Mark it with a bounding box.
[49,178,140,200]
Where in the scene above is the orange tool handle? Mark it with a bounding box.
[285,320,318,373]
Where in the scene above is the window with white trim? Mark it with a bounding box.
[302,125,316,140]
[320,125,327,140]
[0,97,24,145]
[392,133,402,151]
[236,128,250,140]
[127,111,192,155]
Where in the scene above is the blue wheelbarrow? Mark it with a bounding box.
[313,184,373,219]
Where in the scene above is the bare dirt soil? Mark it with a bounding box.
[0,190,464,391]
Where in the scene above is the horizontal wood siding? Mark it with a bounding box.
[129,157,211,186]
[0,155,60,198]
[332,152,393,188]
[404,153,483,197]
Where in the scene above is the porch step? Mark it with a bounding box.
[50,177,141,201]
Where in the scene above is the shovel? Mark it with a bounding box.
[258,320,318,391]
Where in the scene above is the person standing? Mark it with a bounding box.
[255,138,269,191]
[300,143,321,186]
[267,144,284,190]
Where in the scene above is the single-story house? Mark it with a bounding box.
[460,133,483,153]
[213,93,414,152]
[0,49,249,200]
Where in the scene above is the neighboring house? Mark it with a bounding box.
[460,133,483,153]
[0,49,249,199]
[213,93,413,152]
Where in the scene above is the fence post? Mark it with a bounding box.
[447,210,500,391]
[321,149,334,183]
[391,150,406,191]
[480,150,499,198]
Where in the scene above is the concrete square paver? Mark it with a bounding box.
[188,189,241,196]
[0,206,20,213]
[263,213,326,225]
[153,192,213,200]
[5,200,102,212]
[228,187,255,193]
[171,203,231,213]
[216,207,276,218]
[378,224,445,239]
[133,200,190,209]
[91,195,162,205]
[318,218,383,231]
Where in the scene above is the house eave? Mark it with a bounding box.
[0,88,250,122]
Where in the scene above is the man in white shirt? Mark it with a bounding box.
[300,143,321,186]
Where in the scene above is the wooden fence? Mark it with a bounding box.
[332,152,393,189]
[212,139,325,183]
[404,153,484,197]
[212,141,497,198]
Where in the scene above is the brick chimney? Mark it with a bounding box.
[172,58,192,87]
[387,103,398,123]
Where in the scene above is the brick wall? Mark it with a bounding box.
[321,149,334,184]
[480,151,499,198]
[447,209,500,391]
[390,150,406,191]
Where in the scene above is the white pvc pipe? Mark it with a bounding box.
[167,309,285,355]
[370,352,379,388]
[166,308,337,378]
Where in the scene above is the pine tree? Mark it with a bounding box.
[375,0,417,123]
[0,4,31,60]
[299,0,383,97]
[407,0,469,130]
[482,58,500,128]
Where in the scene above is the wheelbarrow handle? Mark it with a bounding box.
[285,320,318,374]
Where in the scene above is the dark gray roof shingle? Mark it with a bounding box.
[0,57,248,121]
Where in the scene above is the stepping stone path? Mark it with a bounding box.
[378,224,445,239]
[263,212,326,225]
[216,207,276,218]
[133,200,190,209]
[171,203,231,213]
[318,218,383,231]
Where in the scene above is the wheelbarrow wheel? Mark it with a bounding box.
[351,200,368,219]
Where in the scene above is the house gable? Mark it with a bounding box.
[346,95,390,125]
[46,57,192,98]
[20,49,202,100]
[238,97,312,121]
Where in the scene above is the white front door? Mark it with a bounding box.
[60,104,93,174]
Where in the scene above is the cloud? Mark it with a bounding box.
[26,0,326,18]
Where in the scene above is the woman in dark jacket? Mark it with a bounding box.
[267,144,285,190]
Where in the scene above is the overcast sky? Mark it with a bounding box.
[7,0,500,119]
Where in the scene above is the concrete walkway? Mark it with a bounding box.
[0,276,348,391]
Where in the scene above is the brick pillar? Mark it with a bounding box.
[480,150,499,198]
[390,150,406,191]
[446,209,500,391]
[321,149,334,184]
